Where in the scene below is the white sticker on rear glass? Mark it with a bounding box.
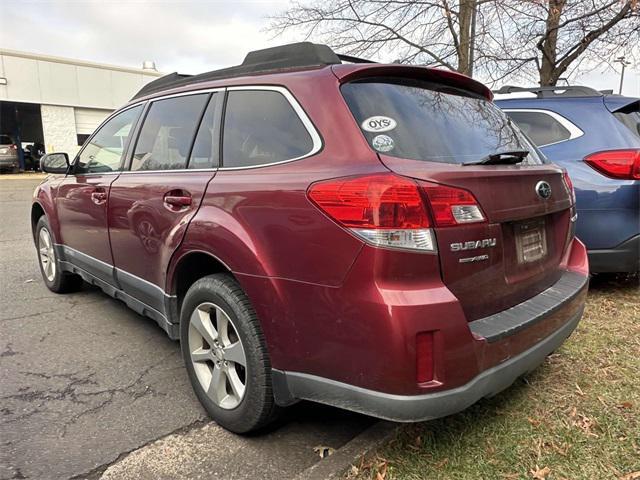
[372,134,395,152]
[361,116,397,132]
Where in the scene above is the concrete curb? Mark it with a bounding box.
[0,172,46,180]
[293,421,400,480]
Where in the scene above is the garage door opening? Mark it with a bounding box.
[0,101,44,170]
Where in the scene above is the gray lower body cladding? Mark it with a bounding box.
[272,308,582,422]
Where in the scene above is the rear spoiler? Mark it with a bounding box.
[603,96,640,114]
[331,64,493,101]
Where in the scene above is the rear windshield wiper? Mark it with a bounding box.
[463,150,529,166]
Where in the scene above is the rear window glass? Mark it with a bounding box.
[0,135,12,144]
[613,101,640,138]
[342,78,544,165]
[505,111,572,146]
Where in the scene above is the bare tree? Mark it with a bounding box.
[269,0,493,76]
[269,0,640,86]
[483,0,640,85]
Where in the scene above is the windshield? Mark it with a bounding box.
[342,78,544,165]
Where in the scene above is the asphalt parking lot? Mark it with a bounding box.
[0,175,374,480]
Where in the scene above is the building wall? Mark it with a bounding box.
[74,108,112,135]
[0,49,163,159]
[41,105,81,157]
[0,49,162,110]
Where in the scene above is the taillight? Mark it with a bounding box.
[584,149,640,180]
[421,183,485,227]
[308,173,487,251]
[562,170,576,204]
[9,144,17,150]
[308,174,435,251]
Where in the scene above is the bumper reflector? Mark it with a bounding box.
[416,332,434,383]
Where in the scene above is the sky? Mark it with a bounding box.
[1,0,638,96]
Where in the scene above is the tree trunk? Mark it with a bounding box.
[538,0,566,85]
[458,0,476,75]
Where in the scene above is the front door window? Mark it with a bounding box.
[75,105,143,174]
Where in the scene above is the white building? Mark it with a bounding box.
[0,49,163,157]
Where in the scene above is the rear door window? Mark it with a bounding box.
[342,78,543,165]
[613,101,640,138]
[189,93,222,169]
[505,111,572,146]
[222,90,314,168]
[131,94,209,171]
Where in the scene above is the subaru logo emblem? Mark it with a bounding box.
[535,181,552,199]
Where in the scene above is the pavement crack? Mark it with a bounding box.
[1,352,174,432]
[0,299,106,323]
[0,343,21,358]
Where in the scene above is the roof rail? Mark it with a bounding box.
[336,53,377,64]
[494,85,602,98]
[131,42,342,100]
[133,73,194,101]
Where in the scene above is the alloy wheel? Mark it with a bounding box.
[188,302,247,409]
[38,227,56,282]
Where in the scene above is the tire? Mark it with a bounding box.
[35,216,83,293]
[180,274,280,433]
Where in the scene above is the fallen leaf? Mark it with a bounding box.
[552,441,570,457]
[375,460,388,480]
[619,472,640,480]
[620,401,633,409]
[573,413,599,437]
[531,465,551,479]
[313,445,335,459]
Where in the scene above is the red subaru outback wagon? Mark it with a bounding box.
[33,43,588,433]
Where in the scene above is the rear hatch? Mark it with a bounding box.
[340,71,573,320]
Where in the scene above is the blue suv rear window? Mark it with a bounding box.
[613,101,640,138]
[342,78,544,165]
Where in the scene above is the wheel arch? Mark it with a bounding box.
[167,249,235,315]
[31,202,46,240]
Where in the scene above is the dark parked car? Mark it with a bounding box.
[24,142,45,171]
[496,86,640,273]
[32,43,589,433]
[0,134,20,172]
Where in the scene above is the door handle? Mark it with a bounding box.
[91,190,107,205]
[163,191,192,210]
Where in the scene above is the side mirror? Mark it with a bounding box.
[41,153,70,174]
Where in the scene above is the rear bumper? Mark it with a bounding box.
[0,156,19,169]
[273,305,583,422]
[588,235,640,273]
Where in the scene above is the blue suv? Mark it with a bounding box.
[495,86,640,274]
